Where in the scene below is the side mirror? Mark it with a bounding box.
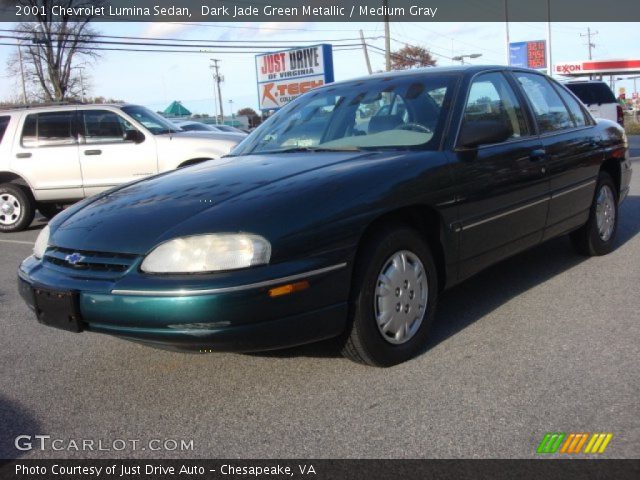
[458,120,512,148]
[123,129,145,144]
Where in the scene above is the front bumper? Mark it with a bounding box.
[18,256,350,352]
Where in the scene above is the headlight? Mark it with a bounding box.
[140,233,271,273]
[33,225,50,259]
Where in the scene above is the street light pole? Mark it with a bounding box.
[504,0,511,65]
[76,66,86,102]
[383,0,391,71]
[16,40,27,103]
[546,0,553,77]
[452,53,482,65]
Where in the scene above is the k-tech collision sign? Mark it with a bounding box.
[256,44,334,111]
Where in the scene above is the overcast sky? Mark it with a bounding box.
[1,21,638,114]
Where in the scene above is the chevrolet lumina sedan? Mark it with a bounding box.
[18,66,631,366]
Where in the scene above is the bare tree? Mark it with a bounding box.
[8,0,102,102]
[391,45,437,70]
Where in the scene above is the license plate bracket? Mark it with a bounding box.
[33,287,82,332]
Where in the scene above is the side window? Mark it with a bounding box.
[554,85,589,127]
[82,110,135,144]
[514,73,574,133]
[21,112,76,147]
[0,116,10,143]
[463,72,530,140]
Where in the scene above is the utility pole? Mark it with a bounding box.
[16,40,27,103]
[383,0,391,71]
[580,27,597,60]
[210,58,224,123]
[504,0,511,65]
[359,29,372,74]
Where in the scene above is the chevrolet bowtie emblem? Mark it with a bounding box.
[65,253,85,265]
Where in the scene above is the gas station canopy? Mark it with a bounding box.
[554,59,640,77]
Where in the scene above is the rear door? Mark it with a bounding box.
[12,110,83,201]
[78,108,158,197]
[512,72,601,240]
[451,72,548,281]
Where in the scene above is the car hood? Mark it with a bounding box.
[50,151,373,254]
[171,131,247,141]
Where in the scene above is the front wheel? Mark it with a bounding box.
[0,183,35,232]
[342,225,438,367]
[37,203,64,220]
[570,172,618,256]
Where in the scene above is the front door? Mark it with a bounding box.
[78,109,158,197]
[451,72,549,281]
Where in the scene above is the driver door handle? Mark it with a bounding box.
[529,149,546,162]
[84,149,102,156]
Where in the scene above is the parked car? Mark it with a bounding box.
[564,80,624,126]
[0,104,242,231]
[213,124,248,134]
[18,66,631,366]
[171,119,247,139]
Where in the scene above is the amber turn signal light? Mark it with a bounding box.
[268,280,310,298]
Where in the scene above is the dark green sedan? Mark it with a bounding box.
[18,66,631,366]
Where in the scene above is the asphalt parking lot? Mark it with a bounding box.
[1,158,639,460]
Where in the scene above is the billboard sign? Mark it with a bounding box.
[509,40,547,70]
[256,44,334,111]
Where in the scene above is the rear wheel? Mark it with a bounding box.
[342,225,438,367]
[570,172,618,256]
[0,183,35,232]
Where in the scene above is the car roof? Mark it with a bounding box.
[0,103,136,114]
[321,65,546,88]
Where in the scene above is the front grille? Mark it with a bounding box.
[43,246,139,279]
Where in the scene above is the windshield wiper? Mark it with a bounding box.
[259,146,364,154]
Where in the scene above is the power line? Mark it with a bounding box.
[0,27,381,45]
[0,32,363,51]
[409,22,504,57]
[171,22,375,33]
[0,41,365,55]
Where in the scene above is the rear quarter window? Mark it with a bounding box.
[0,116,10,143]
[565,83,616,105]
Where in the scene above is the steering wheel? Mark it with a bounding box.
[395,123,432,134]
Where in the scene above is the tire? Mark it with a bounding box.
[0,183,35,232]
[342,224,438,367]
[570,172,618,256]
[37,203,64,220]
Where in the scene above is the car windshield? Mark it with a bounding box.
[121,105,181,135]
[233,74,457,156]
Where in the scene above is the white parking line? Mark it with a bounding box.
[0,239,34,246]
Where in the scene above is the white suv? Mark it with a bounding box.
[564,81,623,126]
[0,104,242,231]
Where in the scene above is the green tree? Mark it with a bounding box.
[391,45,437,70]
[9,0,102,101]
